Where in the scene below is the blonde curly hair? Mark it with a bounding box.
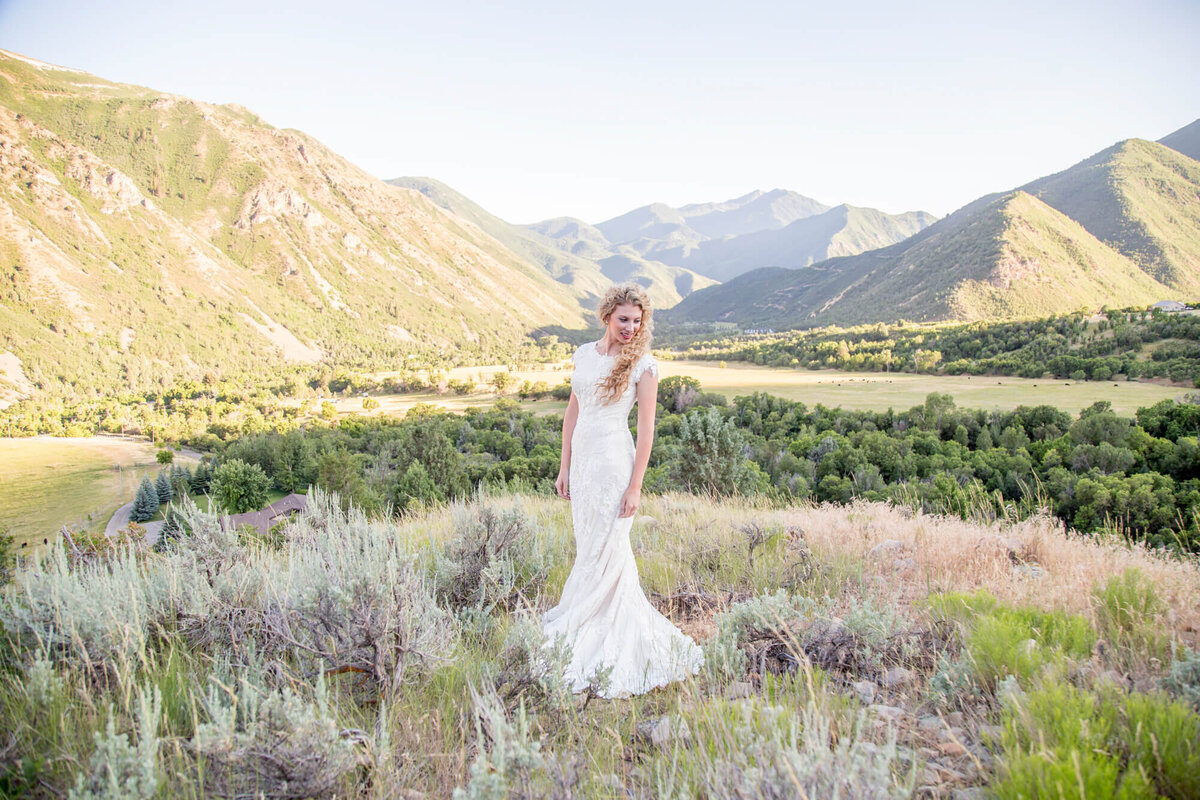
[596,283,653,404]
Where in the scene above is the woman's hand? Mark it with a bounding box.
[555,470,570,500]
[619,484,641,518]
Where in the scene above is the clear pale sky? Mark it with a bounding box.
[2,0,1197,224]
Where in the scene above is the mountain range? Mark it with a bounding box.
[1,46,1197,407]
[667,123,1200,328]
[528,189,935,284]
[387,177,717,311]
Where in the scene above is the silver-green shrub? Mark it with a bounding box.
[453,686,551,800]
[192,672,355,799]
[169,489,456,689]
[1162,648,1200,711]
[654,701,913,800]
[68,685,161,800]
[703,590,817,682]
[258,490,456,688]
[491,615,575,716]
[433,502,553,614]
[1,543,172,677]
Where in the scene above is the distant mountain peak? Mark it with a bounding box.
[1159,118,1200,161]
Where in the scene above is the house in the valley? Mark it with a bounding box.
[220,492,308,536]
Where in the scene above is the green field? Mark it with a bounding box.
[655,360,1189,415]
[335,359,1188,419]
[0,437,196,548]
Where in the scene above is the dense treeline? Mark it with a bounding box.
[0,338,576,442]
[671,308,1200,385]
[212,379,1200,552]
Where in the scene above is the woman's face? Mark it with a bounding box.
[606,303,643,346]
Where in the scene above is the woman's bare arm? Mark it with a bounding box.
[555,390,580,499]
[620,371,658,517]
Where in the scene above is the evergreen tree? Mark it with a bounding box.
[675,407,759,496]
[156,503,191,551]
[132,476,160,522]
[190,462,211,493]
[155,471,173,505]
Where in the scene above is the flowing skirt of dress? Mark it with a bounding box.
[541,421,704,698]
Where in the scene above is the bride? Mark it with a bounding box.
[541,283,704,698]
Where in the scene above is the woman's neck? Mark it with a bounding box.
[598,334,623,357]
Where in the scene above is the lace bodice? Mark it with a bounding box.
[569,341,658,430]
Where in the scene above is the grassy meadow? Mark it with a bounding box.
[0,438,199,549]
[1,491,1198,797]
[327,358,1187,420]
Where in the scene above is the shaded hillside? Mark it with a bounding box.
[678,188,831,238]
[1024,138,1200,293]
[589,190,931,281]
[1160,117,1200,161]
[389,177,714,311]
[667,191,1170,328]
[593,189,830,260]
[0,50,586,403]
[655,204,936,282]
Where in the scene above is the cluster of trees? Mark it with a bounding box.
[0,341,579,442]
[210,380,1200,552]
[675,308,1200,386]
[722,391,1200,550]
[131,463,210,523]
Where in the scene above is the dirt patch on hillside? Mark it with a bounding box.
[239,302,322,363]
[0,350,34,407]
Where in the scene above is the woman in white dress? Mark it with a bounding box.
[541,283,704,698]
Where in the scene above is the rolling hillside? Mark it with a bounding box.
[388,177,715,311]
[1025,136,1200,293]
[668,131,1199,329]
[0,50,587,405]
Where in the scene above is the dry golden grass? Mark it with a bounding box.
[401,491,1200,649]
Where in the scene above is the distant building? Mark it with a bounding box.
[1153,300,1187,312]
[220,493,308,536]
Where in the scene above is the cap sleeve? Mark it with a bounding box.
[633,352,659,385]
[571,343,586,364]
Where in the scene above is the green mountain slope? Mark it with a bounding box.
[654,204,936,282]
[667,191,1171,328]
[1024,138,1200,293]
[388,177,715,311]
[0,50,587,404]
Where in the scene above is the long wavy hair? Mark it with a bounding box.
[596,283,653,404]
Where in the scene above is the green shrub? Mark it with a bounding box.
[0,524,14,587]
[209,458,269,514]
[1093,568,1167,657]
[927,590,1094,688]
[1121,691,1200,798]
[995,680,1200,800]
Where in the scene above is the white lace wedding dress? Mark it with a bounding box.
[541,341,704,698]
